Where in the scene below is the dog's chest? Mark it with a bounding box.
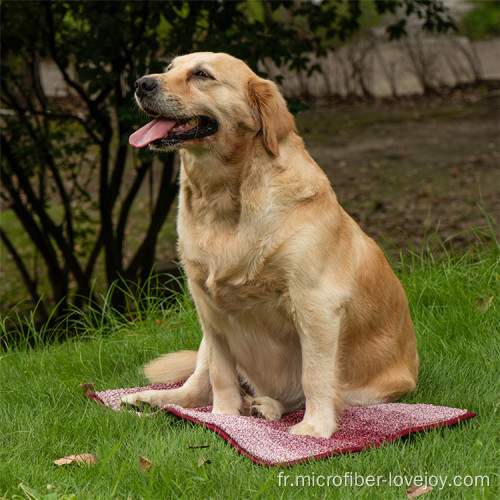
[206,272,289,313]
[190,259,289,314]
[180,229,289,314]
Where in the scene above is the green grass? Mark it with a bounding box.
[1,247,499,499]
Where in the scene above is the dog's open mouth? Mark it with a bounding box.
[129,116,218,149]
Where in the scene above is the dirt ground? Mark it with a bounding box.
[293,85,499,261]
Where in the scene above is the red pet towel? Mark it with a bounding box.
[89,382,475,466]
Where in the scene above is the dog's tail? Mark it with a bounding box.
[143,350,198,383]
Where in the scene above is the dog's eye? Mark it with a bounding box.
[192,69,214,80]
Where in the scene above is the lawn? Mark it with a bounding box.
[1,243,499,499]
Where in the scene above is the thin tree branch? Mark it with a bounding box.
[0,228,49,321]
[1,135,87,289]
[116,161,151,263]
[1,172,65,300]
[44,2,95,112]
[126,153,179,279]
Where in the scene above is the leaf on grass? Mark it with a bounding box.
[188,445,210,449]
[407,484,433,498]
[53,453,98,467]
[197,455,211,467]
[80,383,96,397]
[139,455,153,472]
[476,296,494,312]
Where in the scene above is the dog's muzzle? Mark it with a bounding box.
[135,77,159,99]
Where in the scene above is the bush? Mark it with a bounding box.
[460,1,500,40]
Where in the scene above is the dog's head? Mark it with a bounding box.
[129,52,295,157]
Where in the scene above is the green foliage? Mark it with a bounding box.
[460,1,500,40]
[378,0,456,40]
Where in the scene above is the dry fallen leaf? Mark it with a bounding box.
[407,484,433,498]
[477,296,494,312]
[197,455,211,467]
[139,456,153,472]
[80,383,96,397]
[53,453,98,467]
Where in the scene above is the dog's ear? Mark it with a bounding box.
[247,77,296,156]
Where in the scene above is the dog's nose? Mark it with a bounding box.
[135,77,158,98]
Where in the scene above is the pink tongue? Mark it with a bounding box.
[129,118,177,148]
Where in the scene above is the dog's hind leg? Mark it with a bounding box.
[342,364,418,407]
[121,338,212,408]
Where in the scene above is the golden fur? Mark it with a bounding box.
[122,52,419,438]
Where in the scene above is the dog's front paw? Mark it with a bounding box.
[244,396,284,420]
[288,420,338,438]
[120,390,164,408]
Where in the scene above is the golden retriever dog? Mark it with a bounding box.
[124,52,419,438]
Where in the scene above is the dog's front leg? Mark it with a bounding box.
[121,337,212,408]
[206,331,242,415]
[193,292,242,416]
[289,298,344,438]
